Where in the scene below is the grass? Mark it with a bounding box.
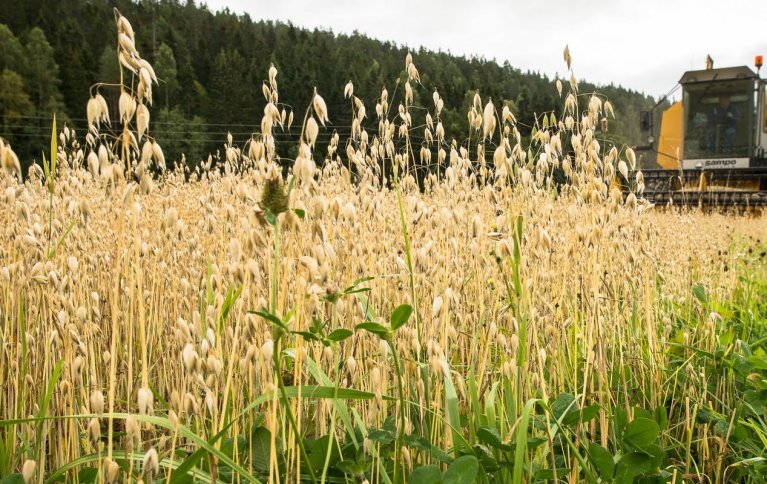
[1,10,767,484]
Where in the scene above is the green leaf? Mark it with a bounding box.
[550,392,577,420]
[747,355,767,370]
[292,330,320,342]
[42,153,50,181]
[309,316,324,333]
[335,459,367,476]
[588,443,615,481]
[729,423,749,442]
[444,370,471,454]
[390,304,413,331]
[477,425,512,451]
[744,390,766,414]
[614,452,652,483]
[614,406,628,441]
[443,455,479,484]
[265,210,277,226]
[299,385,385,400]
[355,322,391,338]
[326,328,353,342]
[484,381,499,428]
[408,465,442,484]
[623,417,660,449]
[632,407,652,421]
[511,214,523,295]
[293,208,305,219]
[77,467,98,484]
[206,259,215,307]
[344,276,375,294]
[644,443,665,468]
[527,437,546,450]
[50,114,57,176]
[404,435,453,463]
[284,350,361,449]
[354,292,379,323]
[220,285,242,325]
[47,450,213,484]
[35,359,63,460]
[513,399,539,484]
[251,309,288,332]
[534,468,571,480]
[719,331,734,346]
[307,435,340,470]
[221,435,247,459]
[47,219,77,260]
[44,414,259,483]
[692,283,708,305]
[1,475,24,484]
[654,405,668,430]
[562,404,600,426]
[474,443,499,472]
[250,426,271,472]
[169,425,230,483]
[367,428,395,445]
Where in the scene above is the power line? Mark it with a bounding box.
[0,113,388,130]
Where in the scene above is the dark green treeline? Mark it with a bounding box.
[0,0,655,171]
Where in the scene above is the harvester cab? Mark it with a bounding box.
[638,56,767,206]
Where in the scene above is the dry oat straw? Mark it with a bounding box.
[0,10,766,484]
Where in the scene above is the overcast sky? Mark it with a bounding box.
[203,0,767,101]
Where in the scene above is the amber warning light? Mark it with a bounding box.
[757,55,764,69]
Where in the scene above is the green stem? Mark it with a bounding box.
[271,221,280,313]
[269,217,317,483]
[46,191,53,257]
[320,346,342,484]
[274,338,318,484]
[558,426,597,484]
[394,181,420,353]
[389,338,408,484]
[395,92,421,353]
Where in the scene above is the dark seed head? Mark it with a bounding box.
[260,176,289,215]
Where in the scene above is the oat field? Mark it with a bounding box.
[1,10,767,484]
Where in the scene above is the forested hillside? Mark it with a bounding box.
[0,0,655,169]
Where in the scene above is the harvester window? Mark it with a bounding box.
[764,85,767,133]
[683,80,752,159]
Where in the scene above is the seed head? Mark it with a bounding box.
[305,117,319,147]
[313,91,329,126]
[22,460,36,483]
[105,458,120,483]
[90,390,105,415]
[138,387,154,415]
[182,344,197,372]
[261,339,274,361]
[432,296,443,319]
[125,415,140,449]
[346,355,357,376]
[260,176,289,216]
[88,417,101,445]
[269,64,278,89]
[143,448,159,476]
[626,147,636,169]
[618,160,628,180]
[136,103,150,141]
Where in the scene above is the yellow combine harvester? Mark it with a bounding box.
[638,56,767,206]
